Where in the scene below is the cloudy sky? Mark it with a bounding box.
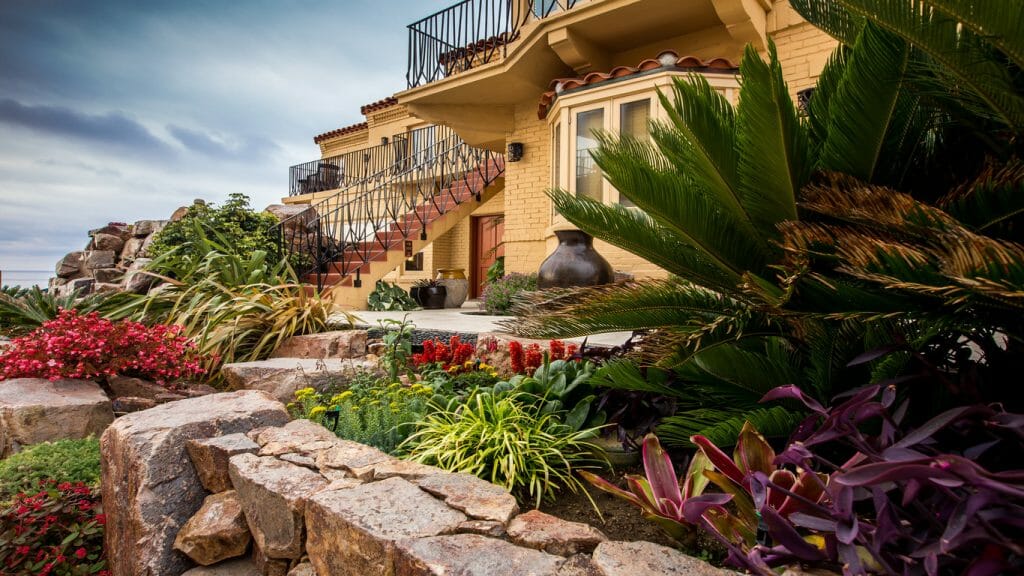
[0,0,451,273]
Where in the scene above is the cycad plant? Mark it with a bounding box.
[508,1,1024,446]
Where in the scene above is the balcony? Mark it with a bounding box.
[406,0,582,88]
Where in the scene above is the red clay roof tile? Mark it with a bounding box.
[537,51,738,119]
[313,122,368,144]
[360,96,399,115]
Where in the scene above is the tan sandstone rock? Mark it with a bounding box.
[268,330,368,360]
[254,419,340,457]
[590,540,735,576]
[229,453,329,560]
[305,477,467,576]
[101,390,289,576]
[393,533,565,576]
[174,491,252,566]
[314,438,393,481]
[415,472,519,524]
[221,358,379,403]
[507,510,608,557]
[0,379,113,457]
[107,375,169,401]
[187,433,260,493]
[181,558,260,576]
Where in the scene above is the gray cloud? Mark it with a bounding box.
[0,99,171,156]
[167,125,280,162]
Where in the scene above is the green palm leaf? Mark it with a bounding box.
[657,406,805,448]
[816,22,912,182]
[926,0,1024,70]
[734,42,811,236]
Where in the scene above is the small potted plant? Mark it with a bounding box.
[412,278,446,309]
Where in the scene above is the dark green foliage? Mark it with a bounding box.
[146,193,279,276]
[481,273,537,315]
[0,287,108,337]
[0,438,101,504]
[367,280,418,311]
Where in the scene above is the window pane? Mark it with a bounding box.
[618,99,649,207]
[575,109,603,201]
[553,123,561,188]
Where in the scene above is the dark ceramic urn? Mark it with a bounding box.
[537,230,614,289]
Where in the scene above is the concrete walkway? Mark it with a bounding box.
[331,300,633,348]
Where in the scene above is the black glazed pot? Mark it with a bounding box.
[537,230,614,289]
[421,285,447,310]
[410,286,423,306]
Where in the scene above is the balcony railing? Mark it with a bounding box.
[407,0,582,88]
[287,139,392,197]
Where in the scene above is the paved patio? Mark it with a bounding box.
[333,300,632,348]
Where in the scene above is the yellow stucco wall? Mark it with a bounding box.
[768,1,837,95]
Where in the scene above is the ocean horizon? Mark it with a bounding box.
[1,270,51,289]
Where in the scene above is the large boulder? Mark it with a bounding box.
[86,250,116,270]
[124,258,157,293]
[268,330,368,360]
[55,251,86,279]
[590,540,734,576]
[0,379,113,457]
[228,453,328,560]
[393,534,565,575]
[305,477,467,575]
[174,491,252,566]
[92,233,126,253]
[221,358,379,403]
[100,390,289,576]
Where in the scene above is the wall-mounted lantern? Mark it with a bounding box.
[508,142,524,162]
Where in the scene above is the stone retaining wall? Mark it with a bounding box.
[101,391,731,576]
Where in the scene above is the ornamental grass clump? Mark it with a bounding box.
[0,310,203,384]
[401,390,605,509]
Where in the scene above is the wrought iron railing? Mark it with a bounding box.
[287,139,396,197]
[407,0,582,88]
[272,126,505,290]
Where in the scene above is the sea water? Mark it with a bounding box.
[1,270,51,289]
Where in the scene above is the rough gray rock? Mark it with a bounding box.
[124,258,157,293]
[254,419,341,458]
[187,433,260,493]
[314,438,392,481]
[590,541,735,576]
[393,534,566,576]
[507,510,608,557]
[174,491,251,566]
[107,375,169,401]
[229,453,328,560]
[181,558,260,576]
[86,250,116,269]
[134,219,167,237]
[305,477,467,575]
[55,251,86,278]
[93,267,125,284]
[100,390,289,576]
[221,358,380,403]
[0,379,113,457]
[93,233,126,253]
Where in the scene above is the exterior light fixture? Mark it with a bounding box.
[381,136,389,145]
[508,142,524,162]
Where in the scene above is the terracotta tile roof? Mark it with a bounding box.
[360,96,399,115]
[313,122,368,145]
[537,51,738,119]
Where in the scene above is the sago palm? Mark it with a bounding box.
[508,1,1024,445]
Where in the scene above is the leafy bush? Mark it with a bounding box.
[0,310,204,384]
[481,273,536,315]
[0,439,101,505]
[401,390,604,508]
[107,249,344,378]
[146,193,278,275]
[289,378,433,454]
[367,280,418,311]
[0,481,108,575]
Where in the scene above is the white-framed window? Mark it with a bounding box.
[548,72,739,223]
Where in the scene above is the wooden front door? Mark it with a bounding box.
[471,215,504,298]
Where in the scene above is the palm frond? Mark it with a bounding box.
[735,42,811,235]
[938,158,1024,239]
[926,0,1024,70]
[816,23,912,182]
[547,190,738,289]
[805,0,1024,130]
[789,0,865,44]
[657,406,805,448]
[589,135,769,279]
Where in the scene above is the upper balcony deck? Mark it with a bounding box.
[406,0,582,89]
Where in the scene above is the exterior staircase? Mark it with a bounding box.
[273,126,505,309]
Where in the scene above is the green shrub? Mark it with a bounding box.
[288,376,433,454]
[146,193,279,275]
[401,391,604,508]
[481,273,537,315]
[0,438,101,504]
[367,280,418,311]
